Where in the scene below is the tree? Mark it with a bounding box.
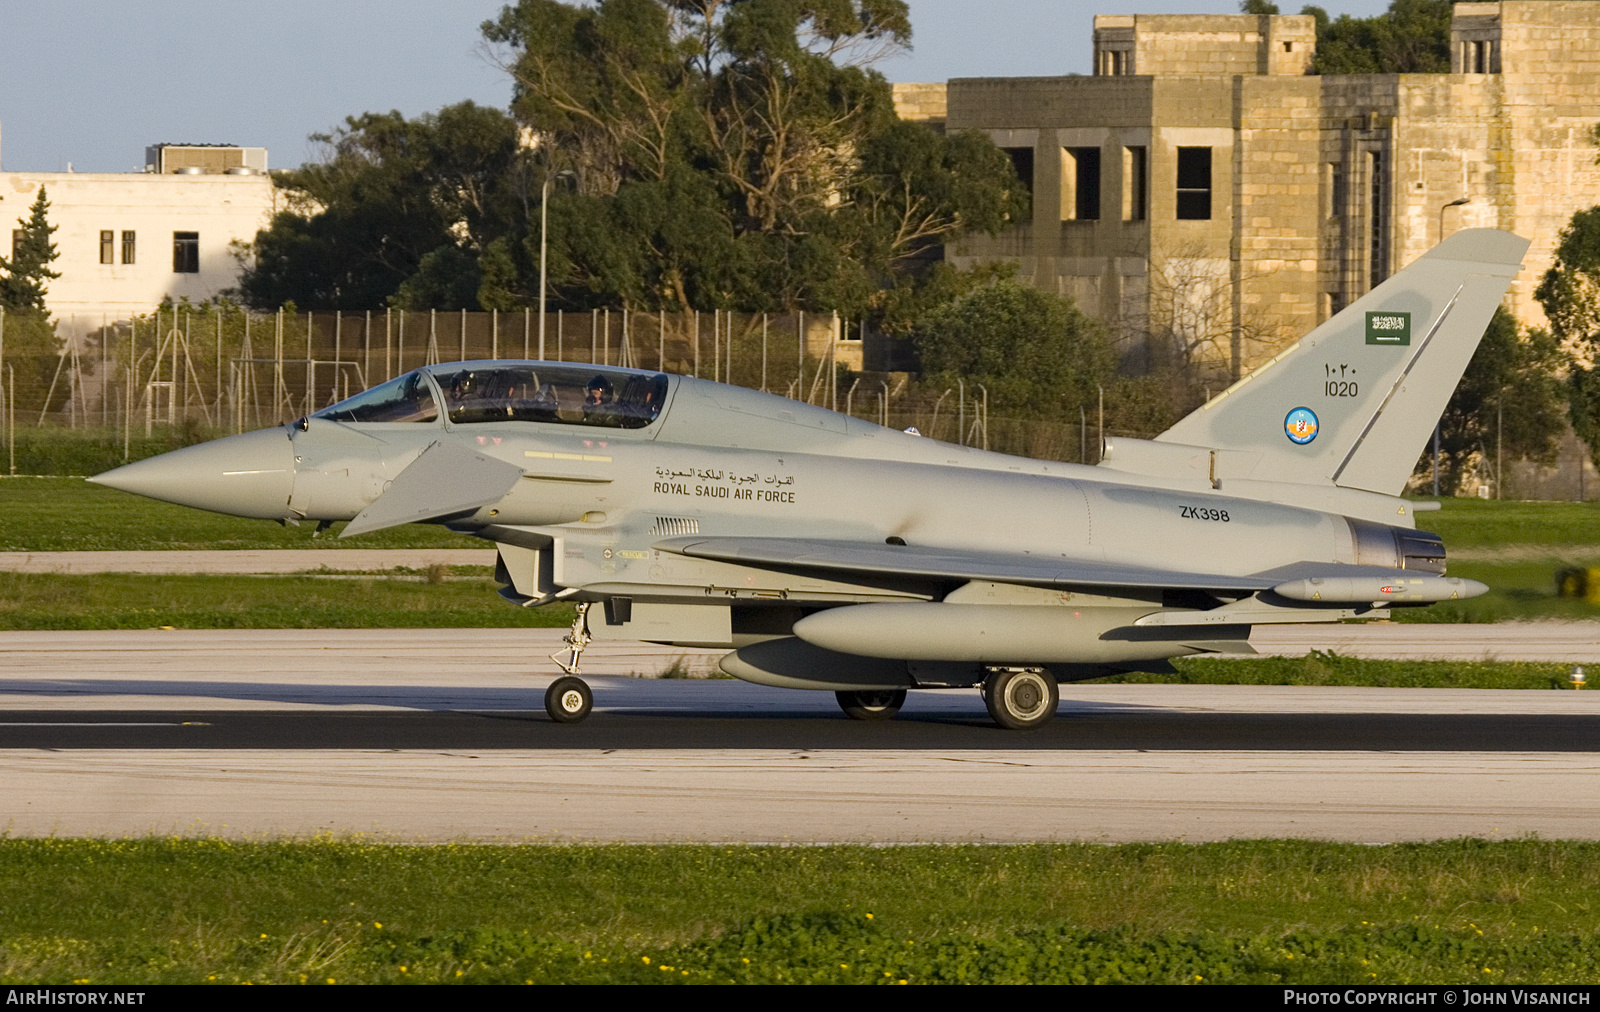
[0,186,61,312]
[237,102,533,311]
[0,186,66,415]
[913,278,1114,421]
[1425,307,1565,494]
[481,0,1021,313]
[1306,0,1452,75]
[1537,203,1600,472]
[240,1,1022,314]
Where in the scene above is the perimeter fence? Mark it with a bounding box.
[0,305,1116,470]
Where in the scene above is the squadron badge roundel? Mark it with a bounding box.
[1284,407,1319,445]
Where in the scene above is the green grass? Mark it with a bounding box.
[0,839,1595,984]
[1143,653,1580,689]
[1419,497,1600,552]
[1,476,467,551]
[1392,558,1600,623]
[9,476,1600,624]
[0,572,573,630]
[0,427,183,478]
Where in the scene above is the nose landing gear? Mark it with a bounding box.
[545,676,593,722]
[546,602,595,723]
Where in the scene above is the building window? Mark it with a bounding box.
[1176,147,1212,220]
[1003,147,1035,194]
[172,231,199,274]
[1368,151,1388,285]
[1330,163,1347,218]
[122,231,136,265]
[1064,147,1101,221]
[1124,146,1147,221]
[100,230,115,265]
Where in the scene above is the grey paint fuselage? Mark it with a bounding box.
[291,375,1355,602]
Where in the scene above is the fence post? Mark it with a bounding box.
[794,312,803,401]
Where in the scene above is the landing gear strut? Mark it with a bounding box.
[982,668,1058,730]
[835,689,907,721]
[546,602,594,723]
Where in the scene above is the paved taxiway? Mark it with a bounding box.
[2,627,1599,842]
[0,549,496,574]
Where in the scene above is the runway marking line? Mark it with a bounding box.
[0,721,211,727]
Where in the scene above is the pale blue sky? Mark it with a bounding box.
[0,0,1392,173]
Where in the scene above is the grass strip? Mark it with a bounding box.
[1420,498,1600,552]
[1138,653,1581,690]
[0,839,1595,984]
[1,476,467,551]
[0,572,573,630]
[0,574,1587,689]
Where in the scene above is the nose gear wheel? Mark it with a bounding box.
[545,676,593,723]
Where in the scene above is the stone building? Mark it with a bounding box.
[1,142,278,343]
[895,2,1600,381]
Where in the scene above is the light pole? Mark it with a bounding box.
[1439,196,1468,245]
[1432,198,1468,495]
[539,171,574,361]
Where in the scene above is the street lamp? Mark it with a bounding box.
[1439,196,1469,244]
[1433,197,1469,496]
[539,170,575,361]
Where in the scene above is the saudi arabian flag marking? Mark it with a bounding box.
[1366,311,1411,346]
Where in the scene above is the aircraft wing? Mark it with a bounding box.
[651,536,1277,592]
[651,536,1487,604]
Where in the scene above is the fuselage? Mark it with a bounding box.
[91,361,1456,671]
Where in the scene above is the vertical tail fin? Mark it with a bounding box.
[1156,228,1529,495]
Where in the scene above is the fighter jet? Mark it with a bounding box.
[91,229,1525,728]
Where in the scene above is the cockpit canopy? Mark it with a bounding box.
[313,362,670,430]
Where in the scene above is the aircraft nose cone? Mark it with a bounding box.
[88,427,295,519]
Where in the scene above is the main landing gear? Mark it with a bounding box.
[981,667,1059,730]
[835,668,1059,730]
[835,689,907,721]
[546,602,595,723]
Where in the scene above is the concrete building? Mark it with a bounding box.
[1,143,279,341]
[896,2,1600,381]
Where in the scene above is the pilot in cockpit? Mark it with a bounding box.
[582,375,618,425]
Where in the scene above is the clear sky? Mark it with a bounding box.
[0,0,1394,174]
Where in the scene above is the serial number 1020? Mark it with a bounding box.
[1325,380,1358,397]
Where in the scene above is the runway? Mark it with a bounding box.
[2,627,1598,843]
[0,549,496,574]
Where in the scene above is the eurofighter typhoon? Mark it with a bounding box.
[92,229,1526,729]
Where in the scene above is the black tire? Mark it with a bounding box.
[545,676,593,723]
[983,668,1058,730]
[835,689,907,721]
